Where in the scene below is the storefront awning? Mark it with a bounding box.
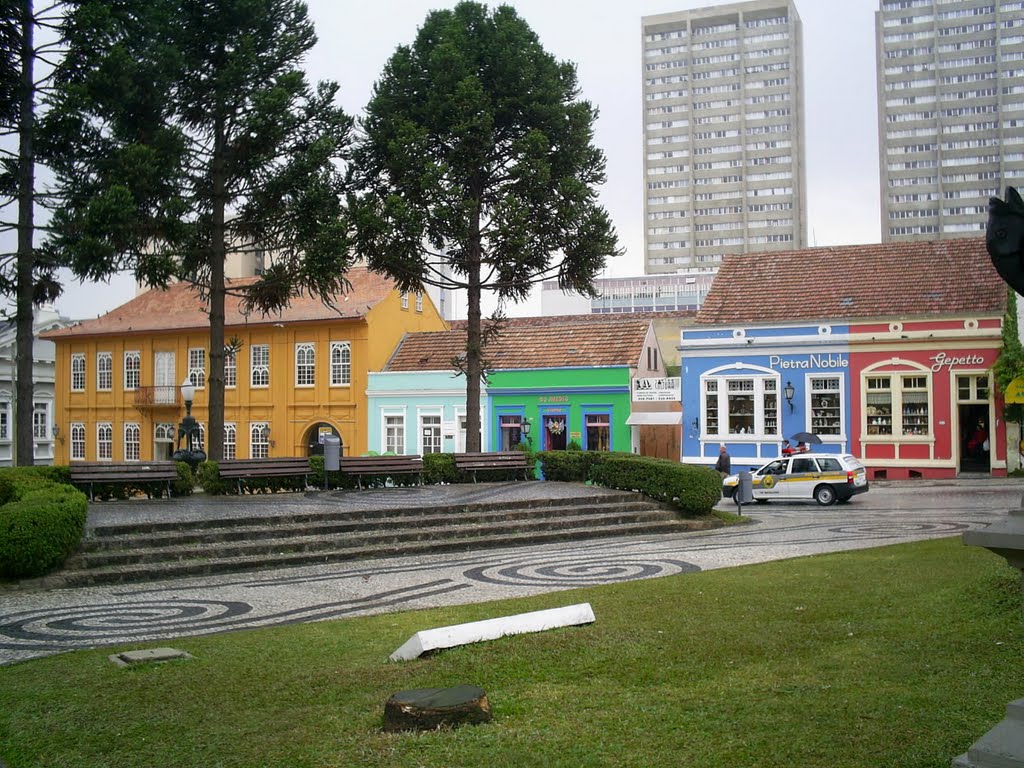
[626,412,683,426]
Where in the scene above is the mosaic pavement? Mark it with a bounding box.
[1,482,1018,666]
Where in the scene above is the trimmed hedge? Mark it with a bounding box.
[537,451,720,517]
[422,453,458,485]
[0,475,88,578]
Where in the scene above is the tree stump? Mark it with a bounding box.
[383,684,492,732]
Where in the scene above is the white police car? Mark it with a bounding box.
[722,453,869,506]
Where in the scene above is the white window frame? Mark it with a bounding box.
[700,364,781,438]
[224,423,237,460]
[415,291,423,312]
[250,422,270,459]
[295,342,316,387]
[124,351,141,391]
[0,399,9,440]
[71,422,86,460]
[419,410,443,454]
[71,353,86,392]
[860,359,934,442]
[124,423,141,461]
[330,342,351,386]
[400,292,409,310]
[224,351,237,389]
[97,422,113,461]
[188,348,206,388]
[96,352,112,391]
[383,410,406,455]
[807,375,846,439]
[251,344,270,388]
[32,401,48,440]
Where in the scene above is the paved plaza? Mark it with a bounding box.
[0,479,1020,666]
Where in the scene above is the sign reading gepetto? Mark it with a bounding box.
[632,377,681,402]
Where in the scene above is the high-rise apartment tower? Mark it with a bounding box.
[641,0,807,275]
[877,0,1024,242]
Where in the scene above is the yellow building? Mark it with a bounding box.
[42,268,446,463]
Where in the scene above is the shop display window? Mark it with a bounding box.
[704,380,718,433]
[763,379,778,434]
[866,376,893,436]
[810,376,842,435]
[901,375,929,436]
[864,368,931,439]
[727,379,755,435]
[701,373,779,437]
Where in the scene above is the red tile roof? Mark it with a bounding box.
[385,317,653,371]
[695,238,1006,325]
[447,309,696,330]
[42,267,397,338]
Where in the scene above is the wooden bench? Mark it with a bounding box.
[454,451,533,482]
[69,462,180,500]
[339,455,423,489]
[216,458,313,494]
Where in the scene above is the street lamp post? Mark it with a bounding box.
[521,418,532,448]
[171,376,206,471]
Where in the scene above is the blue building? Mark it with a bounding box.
[680,323,852,472]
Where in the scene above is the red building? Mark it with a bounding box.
[849,317,1004,479]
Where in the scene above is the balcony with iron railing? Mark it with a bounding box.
[133,386,183,409]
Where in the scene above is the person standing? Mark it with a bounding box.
[715,444,731,479]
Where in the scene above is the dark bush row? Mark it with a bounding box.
[0,467,88,579]
[537,451,720,517]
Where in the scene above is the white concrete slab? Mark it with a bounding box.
[389,602,596,662]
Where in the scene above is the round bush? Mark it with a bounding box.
[0,483,88,578]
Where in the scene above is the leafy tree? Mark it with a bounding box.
[351,1,620,452]
[994,287,1024,423]
[46,0,355,460]
[0,0,64,466]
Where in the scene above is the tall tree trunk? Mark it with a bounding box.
[207,112,226,462]
[465,196,483,453]
[14,0,35,467]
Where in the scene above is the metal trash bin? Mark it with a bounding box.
[322,435,341,489]
[735,470,753,513]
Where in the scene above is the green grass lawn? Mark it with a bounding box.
[1,538,1021,768]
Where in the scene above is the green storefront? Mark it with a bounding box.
[487,367,633,453]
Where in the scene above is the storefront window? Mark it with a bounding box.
[901,375,928,436]
[585,413,610,451]
[702,374,779,437]
[866,376,893,435]
[865,369,931,438]
[762,380,778,435]
[727,379,755,435]
[499,414,523,451]
[810,376,842,435]
[704,380,719,433]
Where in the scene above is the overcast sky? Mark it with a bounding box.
[53,0,884,320]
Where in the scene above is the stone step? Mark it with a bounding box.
[70,507,687,568]
[57,517,714,587]
[78,499,665,552]
[83,490,650,537]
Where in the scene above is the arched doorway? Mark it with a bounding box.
[304,422,343,457]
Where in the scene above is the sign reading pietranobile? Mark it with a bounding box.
[632,377,681,402]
